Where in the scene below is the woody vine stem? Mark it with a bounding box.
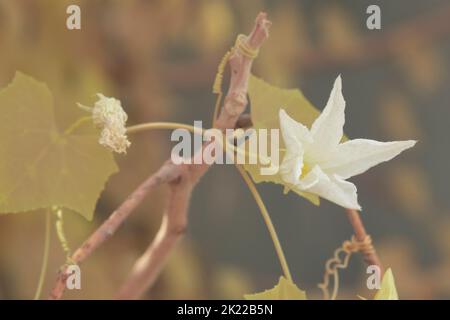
[127,122,293,283]
[48,12,381,300]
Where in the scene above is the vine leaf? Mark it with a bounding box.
[243,74,321,205]
[244,276,307,300]
[373,268,399,300]
[0,72,118,220]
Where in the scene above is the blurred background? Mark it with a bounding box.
[0,0,449,299]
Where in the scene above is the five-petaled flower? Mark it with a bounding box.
[279,75,416,210]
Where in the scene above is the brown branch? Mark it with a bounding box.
[115,13,271,300]
[103,170,194,301]
[345,208,383,274]
[235,114,253,129]
[48,12,271,300]
[116,165,194,299]
[48,161,183,299]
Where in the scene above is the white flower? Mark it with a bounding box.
[279,76,416,210]
[80,93,130,154]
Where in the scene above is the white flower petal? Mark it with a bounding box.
[280,148,304,185]
[321,139,417,179]
[279,109,312,149]
[279,109,312,185]
[295,165,361,210]
[296,165,321,190]
[309,75,345,161]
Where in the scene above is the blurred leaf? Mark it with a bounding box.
[244,276,307,300]
[257,3,311,85]
[244,75,320,205]
[317,5,361,58]
[434,216,450,255]
[214,266,253,299]
[374,268,399,300]
[377,238,430,299]
[164,241,206,299]
[197,0,234,53]
[387,164,432,218]
[396,41,444,94]
[0,72,118,220]
[379,91,422,141]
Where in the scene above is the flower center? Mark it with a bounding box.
[300,162,312,179]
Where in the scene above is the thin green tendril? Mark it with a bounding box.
[33,209,51,300]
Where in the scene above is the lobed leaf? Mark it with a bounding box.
[0,72,118,220]
[244,276,307,300]
[373,268,399,300]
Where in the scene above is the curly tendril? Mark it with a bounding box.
[318,235,374,300]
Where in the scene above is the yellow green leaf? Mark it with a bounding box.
[373,268,399,300]
[0,72,118,220]
[244,276,307,300]
[243,75,321,205]
[248,75,320,131]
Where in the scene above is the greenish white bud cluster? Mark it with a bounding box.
[82,93,131,154]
